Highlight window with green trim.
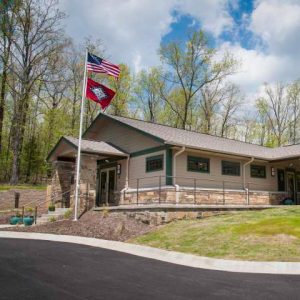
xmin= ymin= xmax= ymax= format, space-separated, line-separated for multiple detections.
xmin=296 ymin=173 xmax=300 ymax=192
xmin=187 ymin=156 xmax=210 ymax=173
xmin=222 ymin=160 xmax=240 ymax=176
xmin=250 ymin=165 xmax=266 ymax=178
xmin=146 ymin=155 xmax=163 ymax=172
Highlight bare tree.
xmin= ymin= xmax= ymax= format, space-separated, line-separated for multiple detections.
xmin=63 ymin=44 xmax=83 ymax=133
xmin=287 ymin=80 xmax=300 ymax=144
xmin=9 ymin=0 xmax=65 ymax=184
xmin=0 ymin=0 xmax=20 ymax=151
xmin=219 ymin=84 xmax=242 ymax=137
xmin=40 ymin=51 xmax=71 ymax=152
xmin=258 ymin=83 xmax=291 ymax=146
xmin=134 ymin=67 xmax=163 ymax=122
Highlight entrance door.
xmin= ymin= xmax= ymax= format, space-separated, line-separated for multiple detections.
xmin=98 ymin=167 xmax=116 ymax=205
xmin=287 ymin=172 xmax=296 ymax=201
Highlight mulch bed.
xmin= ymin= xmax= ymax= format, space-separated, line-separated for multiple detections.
xmin=0 ymin=212 xmax=11 ymax=224
xmin=2 ymin=211 xmax=155 ymax=242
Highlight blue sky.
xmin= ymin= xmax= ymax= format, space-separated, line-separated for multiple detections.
xmin=163 ymin=1 xmax=255 ymax=49
xmin=60 ymin=0 xmax=300 ymax=100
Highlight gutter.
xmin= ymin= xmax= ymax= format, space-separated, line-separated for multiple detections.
xmin=120 ymin=155 xmax=130 ymax=204
xmin=165 ymin=141 xmax=269 ymax=161
xmin=243 ymin=157 xmax=254 ymax=204
xmin=173 ymin=146 xmax=185 ymax=204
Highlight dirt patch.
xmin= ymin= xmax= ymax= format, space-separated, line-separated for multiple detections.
xmin=3 ymin=211 xmax=155 ymax=241
xmin=0 ymin=212 xmax=12 ymax=224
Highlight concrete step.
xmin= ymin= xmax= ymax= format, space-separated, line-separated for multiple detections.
xmin=36 ymin=208 xmax=71 ymax=224
xmin=52 ymin=208 xmax=70 ymax=212
xmin=42 ymin=212 xmax=64 ymax=217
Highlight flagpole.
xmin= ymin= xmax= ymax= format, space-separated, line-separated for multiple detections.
xmin=74 ymin=48 xmax=88 ymax=221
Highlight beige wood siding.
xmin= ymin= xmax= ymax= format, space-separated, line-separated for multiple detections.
xmin=84 ymin=118 xmax=162 ymax=153
xmin=175 ymin=152 xmax=245 ymax=190
xmin=128 ymin=150 xmax=166 ymax=188
xmin=174 ymin=151 xmax=300 ymax=192
xmin=116 ymin=158 xmax=127 ymax=191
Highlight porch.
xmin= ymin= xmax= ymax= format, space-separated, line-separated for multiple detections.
xmin=47 ymin=136 xmax=128 ymax=208
xmin=47 ymin=136 xmax=300 ymax=209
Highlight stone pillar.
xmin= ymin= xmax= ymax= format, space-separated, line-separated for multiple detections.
xmin=49 ymin=161 xmax=75 ymax=208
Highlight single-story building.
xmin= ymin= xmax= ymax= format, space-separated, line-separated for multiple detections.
xmin=47 ymin=113 xmax=300 ymax=207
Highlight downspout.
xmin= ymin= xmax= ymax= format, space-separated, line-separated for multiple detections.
xmin=243 ymin=157 xmax=254 ymax=204
xmin=120 ymin=155 xmax=130 ymax=205
xmin=173 ymin=146 xmax=185 ymax=204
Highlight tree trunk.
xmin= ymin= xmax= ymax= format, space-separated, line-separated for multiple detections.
xmin=0 ymin=43 xmax=11 ymax=152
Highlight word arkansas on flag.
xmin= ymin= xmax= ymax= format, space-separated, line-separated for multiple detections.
xmin=86 ymin=78 xmax=115 ymax=110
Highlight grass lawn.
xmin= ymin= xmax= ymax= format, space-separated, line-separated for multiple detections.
xmin=131 ymin=207 xmax=300 ymax=262
xmin=0 ymin=184 xmax=47 ymax=191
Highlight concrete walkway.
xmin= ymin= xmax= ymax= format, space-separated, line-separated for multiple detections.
xmin=0 ymin=231 xmax=299 ymax=275
xmin=0 ymin=224 xmax=18 ymax=229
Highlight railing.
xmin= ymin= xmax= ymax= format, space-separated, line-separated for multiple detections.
xmin=17 ymin=189 xmax=73 ymax=224
xmin=122 ymin=175 xmax=282 ymax=206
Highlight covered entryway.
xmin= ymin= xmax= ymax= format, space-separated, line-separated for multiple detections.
xmin=47 ymin=136 xmax=128 ymax=208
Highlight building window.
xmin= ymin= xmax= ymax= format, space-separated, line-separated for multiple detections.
xmin=277 ymin=169 xmax=285 ymax=191
xmin=296 ymin=172 xmax=300 ymax=193
xmin=222 ymin=160 xmax=240 ymax=176
xmin=187 ymin=156 xmax=210 ymax=173
xmin=250 ymin=165 xmax=266 ymax=178
xmin=146 ymin=155 xmax=163 ymax=172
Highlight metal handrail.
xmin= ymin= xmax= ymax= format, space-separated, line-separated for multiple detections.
xmin=128 ymin=175 xmax=247 ymax=186
xmin=123 ymin=174 xmax=282 ymax=206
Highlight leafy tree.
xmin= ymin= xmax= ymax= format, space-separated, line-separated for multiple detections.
xmin=159 ymin=30 xmax=238 ymax=129
xmin=107 ymin=64 xmax=132 ymax=117
xmin=133 ymin=67 xmax=164 ymax=122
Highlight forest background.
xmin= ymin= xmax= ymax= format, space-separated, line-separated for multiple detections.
xmin=1 ymin=0 xmax=299 ymax=184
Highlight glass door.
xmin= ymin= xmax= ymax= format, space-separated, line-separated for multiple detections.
xmin=98 ymin=167 xmax=116 ymax=206
xmin=108 ymin=169 xmax=116 ymax=204
xmin=287 ymin=172 xmax=296 ymax=201
xmin=99 ymin=171 xmax=107 ymax=205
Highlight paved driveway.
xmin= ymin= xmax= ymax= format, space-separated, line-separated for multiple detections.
xmin=0 ymin=238 xmax=299 ymax=300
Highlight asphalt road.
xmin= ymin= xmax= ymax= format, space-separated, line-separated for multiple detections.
xmin=0 ymin=238 xmax=299 ymax=300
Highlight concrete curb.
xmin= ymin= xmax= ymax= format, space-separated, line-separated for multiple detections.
xmin=0 ymin=231 xmax=300 ymax=275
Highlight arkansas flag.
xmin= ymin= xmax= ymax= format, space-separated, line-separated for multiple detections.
xmin=86 ymin=78 xmax=115 ymax=109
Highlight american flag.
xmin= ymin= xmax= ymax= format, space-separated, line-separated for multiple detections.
xmin=87 ymin=52 xmax=120 ymax=78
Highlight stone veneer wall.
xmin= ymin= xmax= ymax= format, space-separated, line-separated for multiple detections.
xmin=49 ymin=158 xmax=97 ymax=209
xmin=120 ymin=188 xmax=288 ymax=206
xmin=50 ymin=161 xmax=75 ymax=208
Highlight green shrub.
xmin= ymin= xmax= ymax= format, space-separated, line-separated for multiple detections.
xmin=48 ymin=216 xmax=56 ymax=222
xmin=48 ymin=204 xmax=55 ymax=212
xmin=102 ymin=208 xmax=109 ymax=218
xmin=26 ymin=206 xmax=34 ymax=215
xmin=64 ymin=209 xmax=72 ymax=219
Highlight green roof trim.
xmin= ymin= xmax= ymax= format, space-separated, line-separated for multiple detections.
xmin=166 ymin=148 xmax=173 ymax=185
xmin=130 ymin=145 xmax=167 ymax=158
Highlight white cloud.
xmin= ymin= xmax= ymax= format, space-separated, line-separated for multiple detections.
xmin=250 ymin=0 xmax=300 ymax=55
xmin=59 ymin=0 xmax=300 ymax=103
xmin=59 ymin=0 xmax=233 ymax=72
xmin=220 ymin=0 xmax=300 ymax=102
xmin=178 ymin=0 xmax=233 ymax=36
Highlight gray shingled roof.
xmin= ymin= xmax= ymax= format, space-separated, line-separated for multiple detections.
xmin=105 ymin=114 xmax=300 ymax=161
xmin=64 ymin=136 xmax=127 ymax=156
